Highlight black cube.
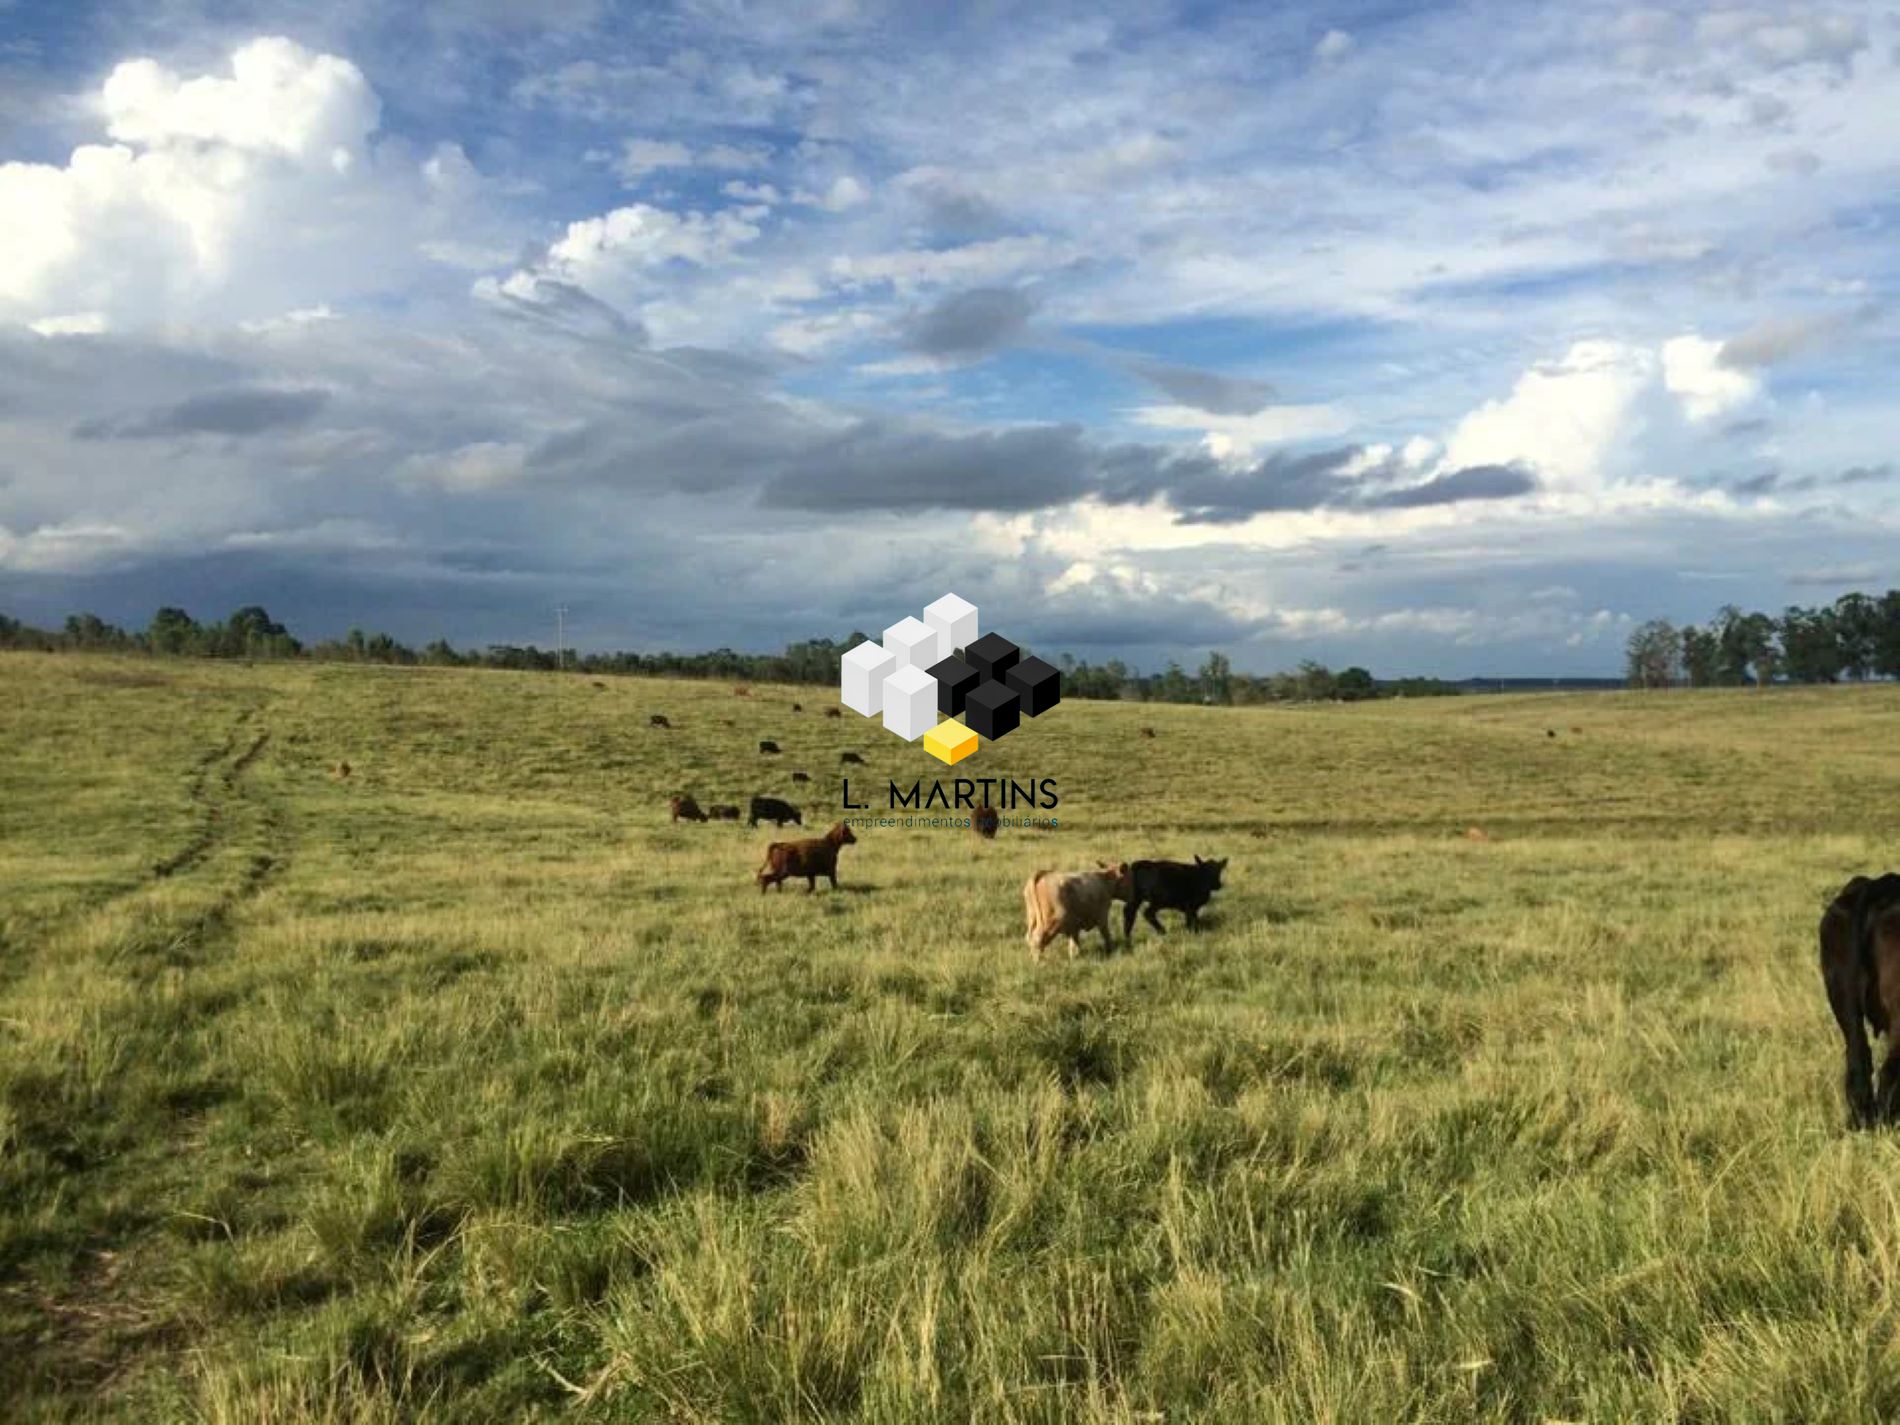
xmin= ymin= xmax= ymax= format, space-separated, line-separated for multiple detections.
xmin=927 ymin=654 xmax=980 ymax=717
xmin=1005 ymin=655 xmax=1061 ymax=717
xmin=964 ymin=632 xmax=1020 ymax=684
xmin=962 ymin=678 xmax=1020 ymax=740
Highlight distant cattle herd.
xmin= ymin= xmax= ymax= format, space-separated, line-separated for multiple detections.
xmin=659 ymin=709 xmax=1231 ymax=965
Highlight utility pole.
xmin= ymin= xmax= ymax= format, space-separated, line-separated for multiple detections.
xmin=556 ymin=605 xmax=568 ymax=671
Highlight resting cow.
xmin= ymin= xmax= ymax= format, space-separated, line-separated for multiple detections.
xmin=748 ymin=795 xmax=803 ymax=828
xmin=669 ymin=794 xmax=709 ymax=823
xmin=757 ymin=822 xmax=857 ymax=893
xmin=1822 ymin=872 xmax=1900 ymax=1127
xmin=1121 ymin=856 xmax=1228 ymax=939
xmin=759 ymin=740 xmax=781 ymax=754
xmin=1023 ymin=864 xmax=1130 ymax=960
xmin=707 ymin=804 xmax=741 ymax=820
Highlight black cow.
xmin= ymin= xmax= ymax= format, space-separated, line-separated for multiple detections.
xmin=1120 ymin=856 xmax=1228 ymax=939
xmin=748 ymin=795 xmax=804 ymax=828
xmin=759 ymin=739 xmax=781 ymax=754
xmin=841 ymin=751 xmax=864 ymax=765
xmin=1822 ymin=872 xmax=1900 ymax=1127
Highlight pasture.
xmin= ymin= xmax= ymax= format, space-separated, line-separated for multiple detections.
xmin=4 ymin=652 xmax=1900 ymax=1421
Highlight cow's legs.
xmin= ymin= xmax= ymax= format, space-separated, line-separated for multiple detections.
xmin=1067 ymin=934 xmax=1082 ymax=959
xmin=1185 ymin=906 xmax=1202 ymax=932
xmin=828 ymin=871 xmax=838 ymax=891
xmin=1143 ymin=904 xmax=1166 ymax=934
xmin=1123 ymin=899 xmax=1140 ymax=941
xmin=1099 ymin=921 xmax=1115 ymax=956
xmin=806 ymin=875 xmax=817 ymax=893
xmin=1824 ymin=939 xmax=1875 ymax=1128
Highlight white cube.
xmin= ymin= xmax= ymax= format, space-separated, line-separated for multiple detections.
xmin=841 ymin=640 xmax=896 ymax=716
xmin=923 ymin=593 xmax=978 ymax=657
xmin=881 ymin=663 xmax=939 ymax=741
xmin=883 ymin=615 xmax=942 ymax=671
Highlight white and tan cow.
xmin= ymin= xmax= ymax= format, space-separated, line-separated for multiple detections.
xmin=1022 ymin=864 xmax=1131 ymax=960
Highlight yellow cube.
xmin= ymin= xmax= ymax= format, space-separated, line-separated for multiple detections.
xmin=922 ymin=717 xmax=978 ymax=766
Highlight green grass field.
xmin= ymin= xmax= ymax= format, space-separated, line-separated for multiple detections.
xmin=5 ymin=652 xmax=1900 ymax=1421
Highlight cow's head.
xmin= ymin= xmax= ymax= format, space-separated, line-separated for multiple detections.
xmin=1193 ymin=855 xmax=1228 ymax=890
xmin=828 ymin=822 xmax=858 ymax=846
xmin=1096 ymin=860 xmax=1132 ymax=897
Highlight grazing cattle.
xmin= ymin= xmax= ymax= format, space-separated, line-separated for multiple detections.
xmin=840 ymin=751 xmax=864 ymax=765
xmin=1822 ymin=873 xmax=1900 ymax=1127
xmin=1023 ymin=865 xmax=1130 ymax=960
xmin=791 ymin=770 xmax=811 ymax=783
xmin=748 ymin=795 xmax=803 ymax=828
xmin=734 ymin=685 xmax=751 ymax=697
xmin=792 ymin=703 xmax=803 ymax=713
xmin=1570 ymin=726 xmax=1584 ymax=735
xmin=1120 ymin=856 xmax=1228 ymax=939
xmin=972 ymin=804 xmax=999 ymax=839
xmin=1463 ymin=826 xmax=1490 ymax=842
xmin=669 ymin=794 xmax=710 ymax=824
xmin=1139 ymin=726 xmax=1157 ymax=739
xmin=592 ymin=680 xmax=607 ymax=690
xmin=825 ymin=707 xmax=843 ymax=719
xmin=332 ymin=760 xmax=352 ymax=780
xmin=651 ymin=714 xmax=671 ymax=728
xmin=708 ymin=804 xmax=741 ymax=820
xmin=757 ymin=822 xmax=857 ymax=893
xmin=1546 ymin=729 xmax=1557 ymax=739
xmin=759 ymin=740 xmax=781 ymax=754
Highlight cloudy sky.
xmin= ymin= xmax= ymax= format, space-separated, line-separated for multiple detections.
xmin=1 ymin=0 xmax=1896 ymax=674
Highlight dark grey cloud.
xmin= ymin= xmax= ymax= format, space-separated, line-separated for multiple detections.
xmin=1367 ymin=463 xmax=1536 ymax=509
xmin=903 ymin=287 xmax=1035 ymax=360
xmin=1102 ymin=446 xmax=1537 ymax=524
xmin=75 ymin=386 xmax=330 ymax=439
xmin=1131 ymin=360 xmax=1279 ymax=415
xmin=762 ymin=421 xmax=1096 ymax=511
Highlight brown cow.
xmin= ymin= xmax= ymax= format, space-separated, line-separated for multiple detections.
xmin=841 ymin=750 xmax=864 ymax=765
xmin=734 ymin=685 xmax=751 ymax=697
xmin=825 ymin=707 xmax=843 ymax=719
xmin=1138 ymin=726 xmax=1156 ymax=739
xmin=651 ymin=714 xmax=671 ymax=728
xmin=1022 ymin=864 xmax=1130 ymax=960
xmin=791 ymin=770 xmax=810 ymax=783
xmin=1822 ymin=873 xmax=1900 ymax=1127
xmin=708 ymin=804 xmax=741 ymax=820
xmin=972 ymin=804 xmax=999 ymax=839
xmin=756 ymin=822 xmax=857 ymax=893
xmin=670 ymin=794 xmax=709 ymax=823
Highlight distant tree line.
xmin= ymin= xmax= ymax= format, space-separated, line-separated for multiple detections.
xmin=0 ymin=604 xmax=1467 ymax=704
xmin=1625 ymin=591 xmax=1900 ymax=689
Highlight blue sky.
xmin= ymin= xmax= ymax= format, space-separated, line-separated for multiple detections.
xmin=1 ymin=0 xmax=1896 ymax=674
